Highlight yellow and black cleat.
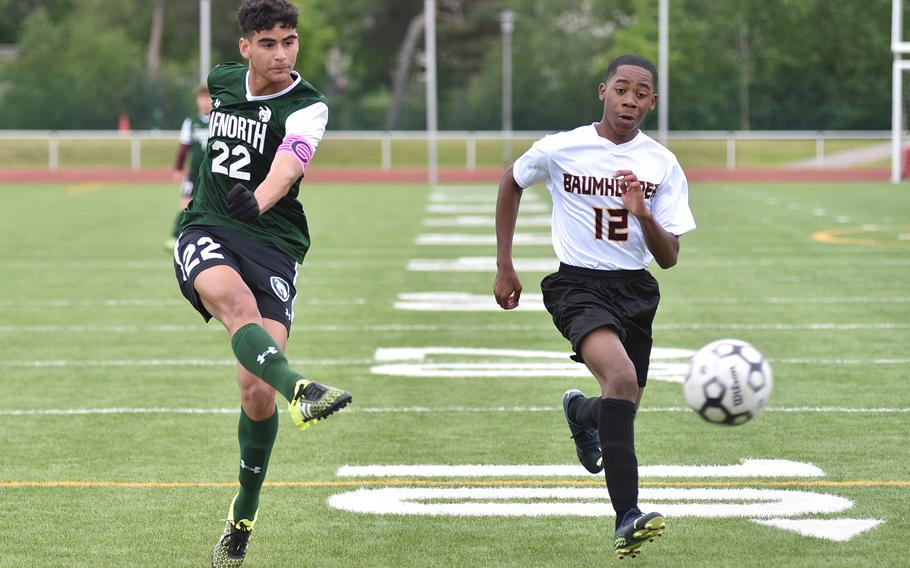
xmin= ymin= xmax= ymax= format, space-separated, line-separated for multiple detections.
xmin=212 ymin=495 xmax=257 ymax=568
xmin=613 ymin=509 xmax=666 ymax=560
xmin=288 ymin=379 xmax=352 ymax=431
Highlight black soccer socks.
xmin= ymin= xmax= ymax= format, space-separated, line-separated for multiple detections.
xmin=599 ymin=397 xmax=639 ymax=527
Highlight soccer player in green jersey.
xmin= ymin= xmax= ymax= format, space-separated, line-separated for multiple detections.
xmin=171 ymin=2 xmax=352 ymax=566
xmin=167 ymin=84 xmax=211 ymax=249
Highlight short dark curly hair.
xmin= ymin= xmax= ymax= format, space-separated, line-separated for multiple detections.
xmin=604 ymin=54 xmax=658 ymax=87
xmin=238 ymin=0 xmax=298 ymax=38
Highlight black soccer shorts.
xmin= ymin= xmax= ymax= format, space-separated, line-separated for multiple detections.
xmin=540 ymin=263 xmax=660 ymax=387
xmin=173 ymin=225 xmax=298 ymax=332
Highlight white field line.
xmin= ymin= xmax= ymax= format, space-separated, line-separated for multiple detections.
xmin=337 ymin=459 xmax=825 ymax=478
xmin=1 ymin=406 xmax=907 ymax=417
xmin=10 ymin=257 xmax=909 ymax=271
xmin=422 ymin=216 xmax=552 ymax=227
xmin=668 ymin=296 xmax=910 ymax=304
xmin=415 ymin=233 xmax=552 ymax=246
xmin=408 ymin=257 xmax=557 ymax=271
xmin=428 ymin=193 xmax=541 ymax=203
xmin=394 ymin=292 xmax=545 ymax=312
xmin=394 ymin=292 xmax=910 ymax=312
xmin=0 ymin=298 xmax=366 ymax=308
xmin=3 ymin=357 xmax=907 ymax=368
xmin=0 ymin=358 xmax=376 ymax=367
xmin=0 ymin=299 xmax=184 ymax=307
xmin=427 ymin=203 xmax=550 ymax=214
xmin=2 ymin=295 xmax=907 ymax=310
xmin=657 ymin=323 xmax=910 ymax=330
xmin=407 ymin=256 xmax=910 ymax=271
xmin=2 ymin=322 xmax=909 ymax=333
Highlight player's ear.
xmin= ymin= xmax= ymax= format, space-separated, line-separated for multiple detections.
xmin=650 ymin=93 xmax=658 ymax=110
xmin=239 ymin=36 xmax=251 ymax=60
xmin=598 ymin=83 xmax=607 ymax=101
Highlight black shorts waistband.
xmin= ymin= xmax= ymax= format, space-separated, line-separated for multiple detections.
xmin=558 ymin=263 xmax=648 ymax=280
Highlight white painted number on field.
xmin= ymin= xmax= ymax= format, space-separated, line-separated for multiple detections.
xmin=329 ymin=487 xmax=851 ymax=518
xmin=328 ymin=459 xmax=883 ymax=542
xmin=370 ymin=346 xmax=694 ymax=383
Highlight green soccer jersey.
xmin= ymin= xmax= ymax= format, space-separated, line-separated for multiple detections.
xmin=179 ymin=113 xmax=210 ymax=173
xmin=179 ymin=62 xmax=328 ymax=262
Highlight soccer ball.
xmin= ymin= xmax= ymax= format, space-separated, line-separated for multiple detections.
xmin=683 ymin=339 xmax=773 ymax=426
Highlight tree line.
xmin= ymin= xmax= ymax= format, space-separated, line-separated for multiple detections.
xmin=0 ymin=0 xmax=895 ymax=132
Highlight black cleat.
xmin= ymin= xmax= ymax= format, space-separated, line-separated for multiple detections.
xmin=613 ymin=508 xmax=666 ymax=559
xmin=562 ymin=389 xmax=603 ymax=474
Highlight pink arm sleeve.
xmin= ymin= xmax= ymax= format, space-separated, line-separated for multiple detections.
xmin=277 ymin=134 xmax=315 ymax=172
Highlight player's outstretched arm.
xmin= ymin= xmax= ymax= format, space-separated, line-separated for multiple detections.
xmin=616 ymin=169 xmax=680 ymax=269
xmin=494 ymin=166 xmax=523 ymax=310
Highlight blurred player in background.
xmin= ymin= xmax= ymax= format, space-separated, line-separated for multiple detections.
xmin=493 ymin=54 xmax=695 ymax=560
xmin=167 ymin=84 xmax=212 ymax=250
xmin=171 ymin=1 xmax=352 ymax=566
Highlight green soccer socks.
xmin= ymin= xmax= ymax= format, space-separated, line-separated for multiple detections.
xmin=231 ymin=323 xmax=300 ymax=402
xmin=232 ymin=407 xmax=278 ymax=522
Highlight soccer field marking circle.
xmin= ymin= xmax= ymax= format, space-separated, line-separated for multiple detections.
xmin=325 ymin=458 xmax=886 ymax=541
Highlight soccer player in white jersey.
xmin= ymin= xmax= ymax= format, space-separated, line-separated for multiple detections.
xmin=494 ymin=54 xmax=696 ymax=560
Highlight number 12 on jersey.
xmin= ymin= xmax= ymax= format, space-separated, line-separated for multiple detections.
xmin=593 ymin=207 xmax=629 ymax=241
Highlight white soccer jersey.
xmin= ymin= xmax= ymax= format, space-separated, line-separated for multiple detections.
xmin=512 ymin=124 xmax=696 ymax=270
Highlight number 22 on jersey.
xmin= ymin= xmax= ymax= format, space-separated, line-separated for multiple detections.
xmin=210 ymin=141 xmax=251 ymax=181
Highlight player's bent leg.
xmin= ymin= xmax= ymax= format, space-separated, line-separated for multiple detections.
xmin=579 ymin=328 xmax=639 ymax=403
xmin=578 ymin=328 xmax=659 ymax=554
xmin=193 ymin=265 xmax=263 ymax=335
xmin=194 ymin=267 xmax=300 ymax=403
xmin=562 ymin=389 xmax=603 ymax=474
xmin=255 ymin=318 xmax=353 ymax=431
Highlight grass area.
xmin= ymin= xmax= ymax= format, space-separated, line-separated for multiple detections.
xmin=0 ymin=180 xmax=908 ymax=566
xmin=0 ymin=136 xmax=891 ymax=170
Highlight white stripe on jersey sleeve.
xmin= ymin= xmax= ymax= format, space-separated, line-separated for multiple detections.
xmin=285 ymin=102 xmax=329 ymax=150
xmin=178 ymin=118 xmax=193 ymax=145
xmin=512 ymin=135 xmax=553 ymax=189
xmin=652 ymin=160 xmax=697 ymax=237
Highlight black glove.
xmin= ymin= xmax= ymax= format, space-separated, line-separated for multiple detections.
xmin=226 ymin=183 xmax=260 ymax=221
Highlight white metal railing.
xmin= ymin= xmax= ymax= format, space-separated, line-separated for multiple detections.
xmin=0 ymin=130 xmax=894 ymax=172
